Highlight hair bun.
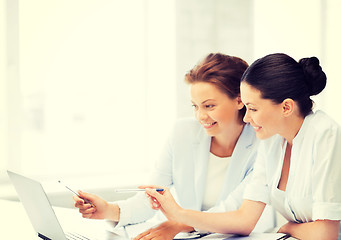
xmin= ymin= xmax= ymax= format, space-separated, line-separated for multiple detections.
xmin=298 ymin=57 xmax=327 ymax=96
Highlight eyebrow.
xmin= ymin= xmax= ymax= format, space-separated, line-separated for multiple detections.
xmin=191 ymin=99 xmax=216 ymax=105
xmin=201 ymin=99 xmax=215 ymax=104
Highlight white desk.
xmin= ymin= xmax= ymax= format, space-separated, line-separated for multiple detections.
xmin=0 ymin=199 xmax=127 ymax=239
xmin=1 ymin=199 xmax=38 ymax=239
xmin=1 ymin=199 xmax=297 ymax=240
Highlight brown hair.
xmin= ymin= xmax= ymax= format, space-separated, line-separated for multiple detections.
xmin=185 ymin=53 xmax=249 ymax=123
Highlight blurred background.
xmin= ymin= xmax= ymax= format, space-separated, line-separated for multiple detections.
xmin=1 ymin=0 xmax=340 ymax=210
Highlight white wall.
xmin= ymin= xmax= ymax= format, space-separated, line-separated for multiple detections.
xmin=323 ymin=0 xmax=341 ymax=124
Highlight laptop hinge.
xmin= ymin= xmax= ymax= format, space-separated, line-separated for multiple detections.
xmin=38 ymin=233 xmax=52 ymax=240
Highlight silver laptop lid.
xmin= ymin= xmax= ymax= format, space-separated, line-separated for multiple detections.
xmin=7 ymin=170 xmax=67 ymax=240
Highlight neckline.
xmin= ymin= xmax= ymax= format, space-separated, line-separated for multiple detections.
xmin=275 ymin=140 xmax=289 ymax=192
xmin=209 ymin=152 xmax=231 ymax=160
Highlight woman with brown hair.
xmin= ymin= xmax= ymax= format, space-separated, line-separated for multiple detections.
xmin=74 ymin=53 xmax=275 ymax=239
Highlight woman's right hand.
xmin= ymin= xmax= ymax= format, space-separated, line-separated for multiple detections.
xmin=139 ymin=185 xmax=183 ymax=221
xmin=73 ymin=191 xmax=118 ymax=220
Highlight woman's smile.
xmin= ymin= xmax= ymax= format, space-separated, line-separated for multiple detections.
xmin=201 ymin=121 xmax=217 ymax=129
xmin=252 ymin=125 xmax=262 ymax=132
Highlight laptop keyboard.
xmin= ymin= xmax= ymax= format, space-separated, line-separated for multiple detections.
xmin=66 ymin=232 xmax=91 ymax=240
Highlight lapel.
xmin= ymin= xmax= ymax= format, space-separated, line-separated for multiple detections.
xmin=192 ymin=127 xmax=211 ymax=210
xmin=217 ymin=124 xmax=256 ymax=202
xmin=191 ymin=124 xmax=256 ymax=209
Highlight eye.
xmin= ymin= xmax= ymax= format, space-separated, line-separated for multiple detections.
xmin=205 ymin=104 xmax=215 ymax=108
xmin=192 ymin=104 xmax=198 ymax=110
xmin=248 ymin=107 xmax=257 ymax=112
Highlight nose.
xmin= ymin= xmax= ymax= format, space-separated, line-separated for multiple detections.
xmin=196 ymin=108 xmax=208 ymax=122
xmin=243 ymin=109 xmax=251 ymax=123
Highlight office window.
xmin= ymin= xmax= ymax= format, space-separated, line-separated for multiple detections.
xmin=2 ymin=0 xmax=176 ymax=180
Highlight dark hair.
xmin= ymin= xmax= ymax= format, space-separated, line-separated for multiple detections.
xmin=241 ymin=53 xmax=327 ymax=117
xmin=185 ymin=53 xmax=249 ymax=123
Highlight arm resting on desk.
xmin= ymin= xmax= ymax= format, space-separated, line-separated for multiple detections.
xmin=278 ymin=220 xmax=340 ymax=240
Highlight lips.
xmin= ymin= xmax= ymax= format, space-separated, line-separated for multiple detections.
xmin=202 ymin=122 xmax=217 ymax=129
xmin=252 ymin=126 xmax=262 ymax=132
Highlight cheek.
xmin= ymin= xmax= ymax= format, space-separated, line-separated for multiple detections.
xmin=251 ymin=114 xmax=261 ymax=125
xmin=213 ymin=108 xmax=236 ymax=122
xmin=254 ymin=112 xmax=277 ymax=129
xmin=248 ymin=111 xmax=266 ymax=126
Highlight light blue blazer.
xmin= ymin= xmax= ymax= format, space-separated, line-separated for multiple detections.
xmin=115 ymin=118 xmax=274 ymax=231
xmin=152 ymin=118 xmax=257 ymax=210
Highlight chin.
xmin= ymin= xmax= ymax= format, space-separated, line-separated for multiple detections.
xmin=255 ymin=132 xmax=272 ymax=140
xmin=205 ymin=129 xmax=217 ymax=137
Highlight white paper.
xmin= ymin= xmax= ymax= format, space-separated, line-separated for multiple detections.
xmin=200 ymin=232 xmax=286 ymax=240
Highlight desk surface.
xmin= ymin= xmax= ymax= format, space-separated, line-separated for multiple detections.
xmin=1 ymin=199 xmax=38 ymax=238
xmin=1 ymin=199 xmax=127 ymax=239
xmin=1 ymin=199 xmax=297 ymax=240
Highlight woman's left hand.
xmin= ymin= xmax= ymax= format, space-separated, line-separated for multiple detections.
xmin=133 ymin=221 xmax=192 ymax=240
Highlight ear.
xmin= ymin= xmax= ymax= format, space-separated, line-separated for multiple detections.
xmin=236 ymin=95 xmax=244 ymax=110
xmin=281 ymin=98 xmax=294 ymax=117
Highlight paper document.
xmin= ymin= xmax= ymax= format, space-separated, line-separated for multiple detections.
xmin=124 ymin=220 xmax=288 ymax=240
xmin=125 ymin=220 xmax=207 ymax=239
xmin=173 ymin=231 xmax=207 ymax=239
xmin=125 ymin=220 xmax=162 ymax=238
xmin=200 ymin=232 xmax=287 ymax=239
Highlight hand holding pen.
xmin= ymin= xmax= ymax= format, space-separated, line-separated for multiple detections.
xmin=58 ymin=180 xmax=94 ymax=206
xmin=73 ymin=190 xmax=119 ymax=220
xmin=59 ymin=180 xmax=115 ymax=220
xmin=139 ymin=185 xmax=183 ymax=222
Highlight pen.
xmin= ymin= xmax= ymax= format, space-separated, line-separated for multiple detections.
xmin=114 ymin=188 xmax=164 ymax=193
xmin=58 ymin=180 xmax=94 ymax=206
xmin=277 ymin=234 xmax=291 ymax=240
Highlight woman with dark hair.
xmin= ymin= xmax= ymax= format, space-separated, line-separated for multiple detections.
xmin=73 ymin=53 xmax=275 ymax=239
xmin=143 ymin=53 xmax=341 ymax=240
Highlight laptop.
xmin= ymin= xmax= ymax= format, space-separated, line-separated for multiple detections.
xmin=7 ymin=170 xmax=127 ymax=240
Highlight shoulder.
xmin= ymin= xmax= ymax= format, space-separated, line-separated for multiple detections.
xmin=258 ymin=134 xmax=283 ymax=153
xmin=304 ymin=110 xmax=341 ymax=138
xmin=242 ymin=124 xmax=258 ymax=144
xmin=236 ymin=124 xmax=260 ymax=152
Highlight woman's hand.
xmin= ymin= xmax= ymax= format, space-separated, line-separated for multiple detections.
xmin=139 ymin=185 xmax=183 ymax=221
xmin=133 ymin=221 xmax=194 ymax=240
xmin=73 ymin=191 xmax=119 ymax=221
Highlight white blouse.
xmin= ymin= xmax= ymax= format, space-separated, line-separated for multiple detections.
xmin=244 ymin=111 xmax=341 ymax=234
xmin=201 ymin=153 xmax=231 ymax=211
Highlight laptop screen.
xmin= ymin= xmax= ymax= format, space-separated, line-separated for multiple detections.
xmin=7 ymin=170 xmax=67 ymax=240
